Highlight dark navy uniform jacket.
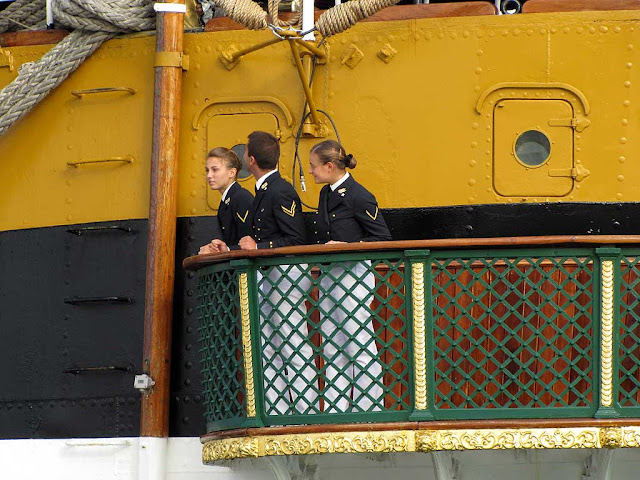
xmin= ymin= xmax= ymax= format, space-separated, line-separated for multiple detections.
xmin=217 ymin=181 xmax=254 ymax=246
xmin=248 ymin=171 xmax=306 ymax=249
xmin=313 ymin=174 xmax=391 ymax=244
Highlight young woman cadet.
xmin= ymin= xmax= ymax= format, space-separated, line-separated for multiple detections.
xmin=308 ymin=139 xmax=392 ymax=413
xmin=199 ymin=147 xmax=253 ymax=254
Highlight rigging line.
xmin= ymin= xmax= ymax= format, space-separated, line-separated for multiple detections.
xmin=7 ymin=17 xmax=36 ymax=30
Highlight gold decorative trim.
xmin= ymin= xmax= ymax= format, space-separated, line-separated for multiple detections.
xmin=202 ymin=426 xmax=640 ymax=462
xmin=600 ymin=260 xmax=614 ymax=407
xmin=412 ymin=262 xmax=427 ymax=410
xmin=239 ymin=273 xmax=256 ymax=417
xmin=203 ymin=437 xmax=259 ymax=461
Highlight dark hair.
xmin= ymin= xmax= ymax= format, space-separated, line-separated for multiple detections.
xmin=207 ymin=147 xmax=242 ymax=173
xmin=247 ymin=131 xmax=280 ymax=170
xmin=310 ymin=140 xmax=357 ymax=170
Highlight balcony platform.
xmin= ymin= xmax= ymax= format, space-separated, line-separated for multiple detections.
xmin=185 ymin=236 xmax=640 ymax=464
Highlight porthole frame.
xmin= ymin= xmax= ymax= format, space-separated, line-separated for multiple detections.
xmin=512 ymin=129 xmax=553 ymax=169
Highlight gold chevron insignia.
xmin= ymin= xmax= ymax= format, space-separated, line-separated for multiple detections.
xmin=338 ymin=188 xmax=347 ymax=195
xmin=236 ymin=210 xmax=249 ymax=223
xmin=366 ymin=206 xmax=379 ymax=221
xmin=281 ymin=201 xmax=296 ymax=217
xmin=261 ymin=182 xmax=269 ymax=191
xmin=224 ymin=198 xmax=230 ymax=205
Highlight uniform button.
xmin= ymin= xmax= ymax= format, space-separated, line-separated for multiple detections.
xmin=326 ymin=231 xmax=330 ymax=235
xmin=258 ymin=219 xmax=261 ymax=222
xmin=332 ymin=214 xmax=336 ymax=218
xmin=261 ymin=208 xmax=265 ymax=212
xmin=221 ymin=226 xmax=225 ymax=229
xmin=313 ymin=221 xmax=316 ymax=224
xmin=257 ymin=228 xmax=261 ymax=231
xmin=314 ymin=231 xmax=317 ymax=234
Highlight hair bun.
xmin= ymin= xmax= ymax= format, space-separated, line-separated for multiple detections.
xmin=344 ymin=153 xmax=357 ymax=169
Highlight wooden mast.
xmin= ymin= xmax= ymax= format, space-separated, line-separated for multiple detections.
xmin=141 ymin=0 xmax=185 ymax=438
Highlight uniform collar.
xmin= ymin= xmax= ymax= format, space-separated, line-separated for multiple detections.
xmin=221 ymin=181 xmax=236 ymax=202
xmin=330 ymin=171 xmax=350 ymax=191
xmin=255 ymin=169 xmax=278 ymax=191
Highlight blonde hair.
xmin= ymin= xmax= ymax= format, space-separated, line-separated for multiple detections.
xmin=207 ymin=147 xmax=242 ymax=172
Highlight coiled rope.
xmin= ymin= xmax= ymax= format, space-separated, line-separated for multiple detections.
xmin=0 ymin=0 xmax=154 ymax=136
xmin=0 ymin=0 xmax=45 ymax=32
xmin=0 ymin=0 xmax=399 ymax=135
xmin=315 ymin=0 xmax=400 ymax=37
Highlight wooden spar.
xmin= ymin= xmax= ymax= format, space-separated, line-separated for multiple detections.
xmin=141 ymin=0 xmax=185 ymax=438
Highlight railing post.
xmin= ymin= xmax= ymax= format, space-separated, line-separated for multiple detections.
xmin=595 ymin=247 xmax=621 ymax=419
xmin=231 ymin=259 xmax=264 ymax=428
xmin=406 ymin=249 xmax=434 ymax=421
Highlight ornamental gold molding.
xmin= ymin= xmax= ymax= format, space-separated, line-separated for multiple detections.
xmin=201 ymin=427 xmax=640 ymax=463
xmin=411 ymin=262 xmax=427 ymax=410
xmin=600 ymin=260 xmax=614 ymax=407
xmin=263 ymin=431 xmax=411 ymax=456
xmin=239 ymin=272 xmax=256 ymax=417
xmin=203 ymin=431 xmax=414 ymax=463
xmin=203 ymin=437 xmax=259 ymax=461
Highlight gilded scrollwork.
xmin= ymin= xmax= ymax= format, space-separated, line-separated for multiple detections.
xmin=600 ymin=427 xmax=623 ymax=449
xmin=203 ymin=426 xmax=640 ymax=462
xmin=600 ymin=260 xmax=614 ymax=407
xmin=621 ymin=427 xmax=640 ymax=447
xmin=418 ymin=428 xmax=601 ymax=452
xmin=264 ymin=432 xmax=411 ymax=456
xmin=411 ymin=262 xmax=427 ymax=410
xmin=415 ymin=431 xmax=439 ymax=452
xmin=203 ymin=437 xmax=259 ymax=462
xmin=238 ymin=272 xmax=256 ymax=418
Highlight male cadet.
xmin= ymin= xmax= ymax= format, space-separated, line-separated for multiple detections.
xmin=212 ymin=131 xmax=317 ymax=415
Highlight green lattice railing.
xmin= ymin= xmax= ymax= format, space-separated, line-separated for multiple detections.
xmin=192 ymin=244 xmax=640 ymax=432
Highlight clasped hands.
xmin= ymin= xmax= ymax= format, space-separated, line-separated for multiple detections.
xmin=198 ymin=236 xmax=257 ymax=254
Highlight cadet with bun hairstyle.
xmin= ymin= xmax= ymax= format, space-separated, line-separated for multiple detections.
xmin=308 ymin=139 xmax=391 ymax=412
xmin=198 ymin=147 xmax=253 ymax=254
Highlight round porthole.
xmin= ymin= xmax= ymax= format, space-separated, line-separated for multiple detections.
xmin=514 ymin=130 xmax=551 ymax=167
xmin=231 ymin=144 xmax=252 ymax=179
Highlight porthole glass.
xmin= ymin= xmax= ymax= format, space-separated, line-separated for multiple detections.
xmin=231 ymin=144 xmax=252 ymax=179
xmin=514 ymin=130 xmax=551 ymax=167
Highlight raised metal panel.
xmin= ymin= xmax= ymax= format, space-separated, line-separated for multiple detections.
xmin=494 ymin=100 xmax=574 ymax=197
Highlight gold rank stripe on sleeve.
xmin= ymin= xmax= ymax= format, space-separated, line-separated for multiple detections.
xmin=366 ymin=206 xmax=379 ymax=221
xmin=281 ymin=201 xmax=296 ymax=218
xmin=236 ymin=210 xmax=249 ymax=223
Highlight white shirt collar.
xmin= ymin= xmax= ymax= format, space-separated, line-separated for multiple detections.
xmin=330 ymin=171 xmax=350 ymax=191
xmin=255 ymin=169 xmax=278 ymax=191
xmin=221 ymin=181 xmax=236 ymax=202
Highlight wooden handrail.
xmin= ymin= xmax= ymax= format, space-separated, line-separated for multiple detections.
xmin=201 ymin=418 xmax=640 ymax=442
xmin=183 ymin=235 xmax=640 ymax=270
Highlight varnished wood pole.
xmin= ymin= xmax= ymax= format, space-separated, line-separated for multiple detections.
xmin=141 ymin=0 xmax=185 ymax=438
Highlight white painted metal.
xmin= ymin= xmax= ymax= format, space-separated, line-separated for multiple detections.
xmin=431 ymin=452 xmax=459 ymax=480
xmin=583 ymin=450 xmax=615 ymax=480
xmin=302 ymin=0 xmax=315 ymax=41
xmin=2 ymin=438 xmax=640 ymax=479
xmin=45 ymin=0 xmax=53 ymax=28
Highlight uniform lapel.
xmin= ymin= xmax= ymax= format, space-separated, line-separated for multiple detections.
xmin=251 ymin=171 xmax=278 ymax=225
xmin=327 ymin=174 xmax=353 ymax=211
xmin=321 ymin=185 xmax=330 ymax=225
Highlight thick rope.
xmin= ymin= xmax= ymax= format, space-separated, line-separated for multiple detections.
xmin=0 ymin=0 xmax=399 ymax=135
xmin=0 ymin=0 xmax=45 ymax=32
xmin=268 ymin=0 xmax=301 ymax=28
xmin=211 ymin=0 xmax=268 ymax=30
xmin=0 ymin=0 xmax=154 ymax=136
xmin=316 ymin=0 xmax=401 ymax=37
